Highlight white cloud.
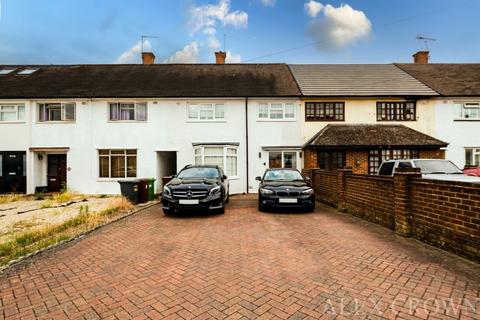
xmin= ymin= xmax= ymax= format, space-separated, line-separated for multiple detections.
xmin=189 ymin=0 xmax=248 ymax=34
xmin=305 ymin=3 xmax=371 ymax=50
xmin=207 ymin=36 xmax=221 ymax=50
xmin=163 ymin=42 xmax=200 ymax=64
xmin=114 ymin=40 xmax=151 ymax=64
xmin=260 ymin=0 xmax=276 ymax=7
xmin=304 ymin=0 xmax=323 ymax=18
xmin=225 ymin=51 xmax=241 ymax=63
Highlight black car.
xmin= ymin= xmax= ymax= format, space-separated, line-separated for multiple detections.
xmin=161 ymin=165 xmax=229 ymax=215
xmin=256 ymin=168 xmax=315 ymax=212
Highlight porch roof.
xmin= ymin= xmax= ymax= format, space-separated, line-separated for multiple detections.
xmin=303 ymin=124 xmax=448 ymax=149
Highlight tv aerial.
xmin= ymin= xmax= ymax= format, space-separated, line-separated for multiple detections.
xmin=416 ymin=35 xmax=436 ymax=51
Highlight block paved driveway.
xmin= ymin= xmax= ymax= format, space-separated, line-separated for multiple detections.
xmin=1 ymin=196 xmax=480 ymax=319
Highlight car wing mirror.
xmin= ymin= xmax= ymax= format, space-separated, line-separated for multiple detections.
xmin=223 ymin=175 xmax=228 ymax=180
xmin=255 ymin=176 xmax=262 ymax=181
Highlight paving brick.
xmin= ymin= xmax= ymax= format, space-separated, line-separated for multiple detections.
xmin=0 ymin=197 xmax=479 ymax=319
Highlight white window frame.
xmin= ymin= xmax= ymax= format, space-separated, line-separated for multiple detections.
xmin=193 ymin=145 xmax=238 ymax=178
xmin=98 ymin=149 xmax=137 ymax=179
xmin=108 ymin=102 xmax=148 ymax=122
xmin=465 ymin=148 xmax=480 ymax=167
xmin=0 ymin=104 xmax=25 ymax=123
xmin=187 ymin=103 xmax=225 ymax=122
xmin=267 ymin=150 xmax=301 ymax=170
xmin=454 ymin=102 xmax=480 ymax=120
xmin=257 ymin=102 xmax=296 ymax=121
xmin=37 ymin=103 xmax=76 ymax=122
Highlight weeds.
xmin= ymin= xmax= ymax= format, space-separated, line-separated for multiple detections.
xmin=52 ymin=190 xmax=77 ymax=203
xmin=40 ymin=200 xmax=54 ymax=209
xmin=0 ymin=194 xmax=26 ymax=204
xmin=34 ymin=193 xmax=45 ymax=201
xmin=0 ymin=197 xmax=134 ymax=267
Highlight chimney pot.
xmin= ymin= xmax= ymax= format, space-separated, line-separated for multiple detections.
xmin=413 ymin=51 xmax=429 ymax=64
xmin=215 ymin=51 xmax=227 ymax=64
xmin=142 ymin=52 xmax=155 ymax=65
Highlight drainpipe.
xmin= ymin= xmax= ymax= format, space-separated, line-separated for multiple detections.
xmin=245 ymin=97 xmax=249 ymax=194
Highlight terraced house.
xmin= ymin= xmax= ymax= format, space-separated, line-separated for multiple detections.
xmin=0 ymin=51 xmax=478 ymax=195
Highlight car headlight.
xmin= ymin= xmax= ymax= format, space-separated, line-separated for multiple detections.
xmin=163 ymin=185 xmax=171 ymax=196
xmin=209 ymin=185 xmax=221 ymax=195
xmin=302 ymin=188 xmax=314 ymax=195
xmin=260 ymin=188 xmax=274 ymax=195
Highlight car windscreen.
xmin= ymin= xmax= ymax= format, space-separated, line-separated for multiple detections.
xmin=263 ymin=170 xmax=304 ymax=181
xmin=177 ymin=167 xmax=220 ymax=179
xmin=413 ymin=160 xmax=462 ymax=174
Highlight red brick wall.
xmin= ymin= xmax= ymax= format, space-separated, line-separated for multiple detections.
xmin=304 ymin=149 xmax=318 ymax=169
xmin=411 ymin=179 xmax=480 ymax=261
xmin=345 ymin=151 xmax=369 ymax=174
xmin=419 ymin=149 xmax=445 ymax=159
xmin=309 ymin=168 xmax=480 ymax=262
xmin=344 ymin=175 xmax=395 ymax=229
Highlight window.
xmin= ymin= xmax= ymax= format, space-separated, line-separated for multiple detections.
xmin=17 ymin=68 xmax=39 ymax=75
xmin=38 ymin=103 xmax=75 ymax=122
xmin=465 ymin=148 xmax=480 ymax=167
xmin=377 ymin=102 xmax=416 ymax=121
xmin=368 ymin=149 xmax=419 ymax=174
xmin=258 ymin=102 xmax=296 ymax=120
xmin=317 ymin=152 xmax=345 ymax=171
xmin=455 ymin=103 xmax=480 ymax=120
xmin=98 ymin=150 xmax=137 ymax=178
xmin=305 ymin=102 xmax=344 ymax=121
xmin=194 ymin=146 xmax=238 ymax=177
xmin=0 ymin=105 xmax=25 ymax=122
xmin=187 ymin=103 xmax=225 ymax=121
xmin=0 ymin=69 xmax=15 ymax=75
xmin=268 ymin=151 xmax=298 ymax=169
xmin=109 ymin=102 xmax=147 ymax=121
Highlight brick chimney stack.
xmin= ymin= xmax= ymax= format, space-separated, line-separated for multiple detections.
xmin=215 ymin=51 xmax=226 ymax=64
xmin=142 ymin=52 xmax=155 ymax=65
xmin=413 ymin=51 xmax=429 ymax=64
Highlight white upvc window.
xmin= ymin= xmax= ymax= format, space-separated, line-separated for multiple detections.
xmin=109 ymin=102 xmax=147 ymax=121
xmin=194 ymin=145 xmax=238 ymax=177
xmin=187 ymin=103 xmax=225 ymax=121
xmin=454 ymin=102 xmax=480 ymax=120
xmin=465 ymin=148 xmax=480 ymax=167
xmin=0 ymin=104 xmax=25 ymax=122
xmin=268 ymin=150 xmax=300 ymax=169
xmin=258 ymin=102 xmax=296 ymax=121
xmin=38 ymin=103 xmax=75 ymax=122
xmin=98 ymin=149 xmax=137 ymax=178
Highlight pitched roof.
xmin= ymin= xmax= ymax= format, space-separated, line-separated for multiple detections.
xmin=288 ymin=64 xmax=438 ymax=97
xmin=304 ymin=124 xmax=448 ymax=148
xmin=0 ymin=64 xmax=301 ymax=98
xmin=395 ymin=64 xmax=480 ymax=96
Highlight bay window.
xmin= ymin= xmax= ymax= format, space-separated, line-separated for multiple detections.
xmin=258 ymin=102 xmax=296 ymax=120
xmin=99 ymin=149 xmax=137 ymax=178
xmin=38 ymin=103 xmax=75 ymax=122
xmin=109 ymin=102 xmax=147 ymax=121
xmin=187 ymin=103 xmax=225 ymax=121
xmin=194 ymin=145 xmax=238 ymax=177
xmin=0 ymin=104 xmax=25 ymax=122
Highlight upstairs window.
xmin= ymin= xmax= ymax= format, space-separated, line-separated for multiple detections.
xmin=306 ymin=102 xmax=344 ymax=121
xmin=109 ymin=102 xmax=147 ymax=121
xmin=455 ymin=102 xmax=480 ymax=120
xmin=377 ymin=102 xmax=416 ymax=121
xmin=187 ymin=103 xmax=225 ymax=121
xmin=38 ymin=103 xmax=75 ymax=122
xmin=258 ymin=102 xmax=296 ymax=120
xmin=0 ymin=105 xmax=25 ymax=122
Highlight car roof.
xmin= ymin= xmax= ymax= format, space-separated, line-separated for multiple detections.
xmin=183 ymin=165 xmax=220 ymax=169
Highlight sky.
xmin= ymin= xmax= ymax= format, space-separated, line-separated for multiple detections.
xmin=0 ymin=0 xmax=479 ymax=65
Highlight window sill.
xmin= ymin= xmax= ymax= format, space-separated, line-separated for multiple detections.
xmin=453 ymin=119 xmax=480 ymax=122
xmin=256 ymin=119 xmax=296 ymax=122
xmin=186 ymin=120 xmax=226 ymax=123
xmin=228 ymin=176 xmax=239 ymax=180
xmin=0 ymin=121 xmax=26 ymax=124
xmin=97 ymin=178 xmax=137 ymax=182
xmin=36 ymin=121 xmax=76 ymax=124
xmin=108 ymin=120 xmax=147 ymax=123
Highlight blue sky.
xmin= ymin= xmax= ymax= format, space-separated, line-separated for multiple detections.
xmin=0 ymin=0 xmax=478 ymax=64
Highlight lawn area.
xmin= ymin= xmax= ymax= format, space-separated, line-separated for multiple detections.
xmin=0 ymin=192 xmax=135 ymax=267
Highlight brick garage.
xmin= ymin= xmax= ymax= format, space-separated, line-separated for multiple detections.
xmin=303 ymin=124 xmax=447 ymax=174
xmin=307 ymin=168 xmax=480 ymax=262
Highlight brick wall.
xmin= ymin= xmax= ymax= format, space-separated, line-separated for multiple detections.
xmin=304 ymin=149 xmax=318 ymax=169
xmin=344 ymin=175 xmax=395 ymax=229
xmin=419 ymin=149 xmax=445 ymax=159
xmin=308 ymin=168 xmax=480 ymax=262
xmin=411 ymin=179 xmax=480 ymax=261
xmin=345 ymin=151 xmax=369 ymax=174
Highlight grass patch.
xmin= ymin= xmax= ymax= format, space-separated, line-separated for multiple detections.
xmin=0 ymin=197 xmax=134 ymax=267
xmin=0 ymin=194 xmax=27 ymax=204
xmin=52 ymin=190 xmax=78 ymax=203
xmin=40 ymin=200 xmax=55 ymax=209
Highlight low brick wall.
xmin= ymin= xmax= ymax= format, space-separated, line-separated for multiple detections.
xmin=345 ymin=175 xmax=395 ymax=230
xmin=308 ymin=168 xmax=480 ymax=262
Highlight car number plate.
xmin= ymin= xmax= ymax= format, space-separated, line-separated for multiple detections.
xmin=179 ymin=199 xmax=199 ymax=205
xmin=279 ymin=198 xmax=297 ymax=204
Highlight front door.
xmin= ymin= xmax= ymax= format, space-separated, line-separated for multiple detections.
xmin=0 ymin=152 xmax=26 ymax=193
xmin=47 ymin=154 xmax=67 ymax=192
